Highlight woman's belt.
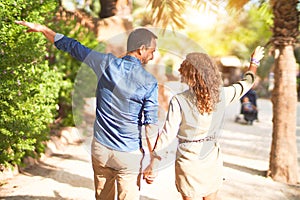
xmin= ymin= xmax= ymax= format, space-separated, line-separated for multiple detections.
xmin=178 ymin=135 xmax=216 ymax=143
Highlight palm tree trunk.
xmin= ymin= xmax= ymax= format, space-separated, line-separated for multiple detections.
xmin=270 ymin=45 xmax=299 ymax=184
xmin=269 ymin=0 xmax=299 ymax=184
xmin=99 ymin=0 xmax=132 ymax=18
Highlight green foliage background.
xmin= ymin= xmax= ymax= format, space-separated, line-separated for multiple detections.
xmin=0 ymin=0 xmax=61 ymax=167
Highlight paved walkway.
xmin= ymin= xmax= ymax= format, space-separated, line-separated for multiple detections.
xmin=0 ymin=99 xmax=299 ymax=199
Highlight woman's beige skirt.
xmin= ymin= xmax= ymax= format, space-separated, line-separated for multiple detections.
xmin=175 ymin=142 xmax=223 ymax=198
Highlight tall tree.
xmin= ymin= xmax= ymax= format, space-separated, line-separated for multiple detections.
xmin=99 ymin=0 xmax=118 ymax=18
xmin=75 ymin=0 xmax=132 ymax=18
xmin=99 ymin=0 xmax=132 ymax=18
xmin=268 ymin=0 xmax=299 ymax=184
xmin=147 ymin=0 xmax=299 ymax=184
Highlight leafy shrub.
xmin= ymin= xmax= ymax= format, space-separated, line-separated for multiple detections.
xmin=0 ymin=0 xmax=61 ymax=167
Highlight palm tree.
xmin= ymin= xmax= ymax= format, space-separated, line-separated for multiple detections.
xmin=98 ymin=0 xmax=132 ymax=18
xmin=268 ymin=0 xmax=299 ymax=184
xmin=99 ymin=0 xmax=118 ymax=18
xmin=147 ymin=0 xmax=299 ymax=184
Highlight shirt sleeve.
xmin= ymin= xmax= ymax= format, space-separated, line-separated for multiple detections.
xmin=54 ymin=34 xmax=109 ymax=78
xmin=223 ymin=71 xmax=256 ymax=106
xmin=143 ymin=82 xmax=158 ymax=125
xmin=54 ymin=33 xmax=64 ymax=42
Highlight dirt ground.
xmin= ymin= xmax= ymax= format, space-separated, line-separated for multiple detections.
xmin=0 ymin=99 xmax=300 ymax=200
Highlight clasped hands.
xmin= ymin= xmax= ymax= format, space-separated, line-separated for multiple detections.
xmin=143 ymin=151 xmax=161 ymax=184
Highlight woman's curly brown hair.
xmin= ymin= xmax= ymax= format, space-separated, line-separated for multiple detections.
xmin=179 ymin=52 xmax=223 ymax=114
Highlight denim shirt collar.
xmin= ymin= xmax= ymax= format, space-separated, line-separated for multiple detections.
xmin=123 ymin=55 xmax=142 ymax=65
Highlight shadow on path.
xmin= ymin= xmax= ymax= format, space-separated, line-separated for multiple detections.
xmin=51 ymin=152 xmax=90 ymax=163
xmin=223 ymin=162 xmax=267 ymax=177
xmin=21 ymin=160 xmax=93 ymax=190
xmin=140 ymin=196 xmax=159 ymax=200
xmin=0 ymin=191 xmax=69 ymax=200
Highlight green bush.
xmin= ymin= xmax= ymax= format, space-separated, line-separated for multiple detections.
xmin=0 ymin=0 xmax=61 ymax=167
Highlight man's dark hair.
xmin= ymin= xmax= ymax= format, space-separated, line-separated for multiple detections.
xmin=127 ymin=28 xmax=157 ymax=52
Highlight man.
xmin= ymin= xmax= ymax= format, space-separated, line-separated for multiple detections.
xmin=16 ymin=21 xmax=159 ymax=200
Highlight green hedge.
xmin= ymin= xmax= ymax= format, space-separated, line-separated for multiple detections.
xmin=0 ymin=0 xmax=61 ymax=167
xmin=0 ymin=0 xmax=105 ymax=168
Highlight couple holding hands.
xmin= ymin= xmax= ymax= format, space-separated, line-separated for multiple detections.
xmin=16 ymin=20 xmax=264 ymax=200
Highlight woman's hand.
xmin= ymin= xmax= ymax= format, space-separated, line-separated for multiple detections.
xmin=251 ymin=46 xmax=265 ymax=63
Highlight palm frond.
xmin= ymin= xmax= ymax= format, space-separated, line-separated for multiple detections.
xmin=147 ymin=0 xmax=187 ymax=30
xmin=227 ymin=0 xmax=249 ymax=10
xmin=192 ymin=0 xmax=225 ymax=12
xmin=146 ymin=0 xmax=230 ymax=30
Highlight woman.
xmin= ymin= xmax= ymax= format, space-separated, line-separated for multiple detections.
xmin=143 ymin=46 xmax=264 ymax=200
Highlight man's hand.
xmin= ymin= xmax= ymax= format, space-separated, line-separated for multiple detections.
xmin=15 ymin=21 xmax=44 ymax=32
xmin=15 ymin=21 xmax=56 ymax=43
xmin=143 ymin=163 xmax=157 ymax=184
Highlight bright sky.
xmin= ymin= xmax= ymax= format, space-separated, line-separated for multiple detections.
xmin=184 ymin=2 xmax=228 ymax=29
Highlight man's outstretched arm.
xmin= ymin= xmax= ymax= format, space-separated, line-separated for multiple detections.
xmin=15 ymin=21 xmax=56 ymax=43
xmin=15 ymin=20 xmax=102 ymax=73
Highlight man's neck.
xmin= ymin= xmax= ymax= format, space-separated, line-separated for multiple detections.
xmin=127 ymin=52 xmax=142 ymax=63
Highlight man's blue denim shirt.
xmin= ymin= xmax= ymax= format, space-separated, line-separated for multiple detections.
xmin=54 ymin=34 xmax=158 ymax=152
